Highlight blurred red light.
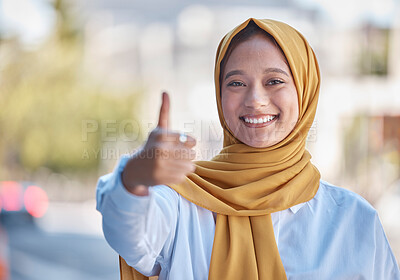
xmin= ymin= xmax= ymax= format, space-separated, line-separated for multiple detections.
xmin=0 ymin=181 xmax=23 ymax=211
xmin=23 ymin=185 xmax=49 ymax=218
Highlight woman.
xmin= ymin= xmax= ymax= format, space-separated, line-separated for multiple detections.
xmin=96 ymin=18 xmax=400 ymax=279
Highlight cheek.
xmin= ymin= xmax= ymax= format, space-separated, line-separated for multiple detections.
xmin=278 ymin=90 xmax=299 ymax=121
xmin=290 ymin=93 xmax=300 ymax=122
xmin=221 ymin=92 xmax=240 ymax=125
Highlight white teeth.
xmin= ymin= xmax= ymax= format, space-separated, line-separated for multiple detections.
xmin=242 ymin=115 xmax=276 ymax=124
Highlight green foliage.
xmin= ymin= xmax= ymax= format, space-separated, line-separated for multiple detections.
xmin=0 ymin=1 xmax=140 ymax=179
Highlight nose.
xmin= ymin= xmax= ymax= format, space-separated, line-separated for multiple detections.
xmin=244 ymin=84 xmax=269 ymax=109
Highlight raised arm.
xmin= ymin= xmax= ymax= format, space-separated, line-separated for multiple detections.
xmin=96 ymin=92 xmax=197 ymax=276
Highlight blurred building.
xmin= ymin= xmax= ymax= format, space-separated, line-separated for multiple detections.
xmin=71 ymin=0 xmax=322 ymax=159
xmin=63 ymin=0 xmax=400 ymax=259
xmin=67 ymin=0 xmax=400 ymax=180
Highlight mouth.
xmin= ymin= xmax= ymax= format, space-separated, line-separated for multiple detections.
xmin=239 ymin=114 xmax=278 ymax=127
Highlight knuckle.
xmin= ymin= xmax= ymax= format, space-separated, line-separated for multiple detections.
xmin=173 ymin=148 xmax=184 ymax=160
xmin=177 ymin=174 xmax=187 ymax=183
xmin=185 ymin=136 xmax=196 ymax=146
xmin=181 ymin=163 xmax=193 ymax=174
xmin=177 ymin=148 xmax=194 ymax=160
xmin=188 ymin=164 xmax=196 ymax=173
xmin=166 ymin=132 xmax=179 ymax=143
xmin=175 ymin=148 xmax=186 ymax=160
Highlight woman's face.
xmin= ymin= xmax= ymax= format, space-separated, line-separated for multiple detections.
xmin=221 ymin=33 xmax=299 ymax=148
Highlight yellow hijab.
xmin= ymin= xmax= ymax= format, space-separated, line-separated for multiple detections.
xmin=120 ymin=18 xmax=321 ymax=280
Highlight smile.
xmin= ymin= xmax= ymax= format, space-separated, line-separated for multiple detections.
xmin=239 ymin=114 xmax=278 ymax=127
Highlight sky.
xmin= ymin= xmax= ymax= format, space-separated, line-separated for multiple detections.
xmin=0 ymin=0 xmax=399 ymax=47
xmin=298 ymin=0 xmax=399 ymax=27
xmin=0 ymin=0 xmax=56 ymax=46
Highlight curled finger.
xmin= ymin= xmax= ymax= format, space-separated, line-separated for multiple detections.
xmin=170 ymin=147 xmax=196 ymax=161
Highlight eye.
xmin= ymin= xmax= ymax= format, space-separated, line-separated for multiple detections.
xmin=267 ymin=79 xmax=284 ymax=85
xmin=227 ymin=81 xmax=246 ymax=87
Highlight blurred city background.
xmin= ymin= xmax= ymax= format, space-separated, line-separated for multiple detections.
xmin=1 ymin=0 xmax=400 ymax=278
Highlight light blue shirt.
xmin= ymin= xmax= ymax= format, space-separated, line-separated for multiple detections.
xmin=96 ymin=155 xmax=400 ymax=280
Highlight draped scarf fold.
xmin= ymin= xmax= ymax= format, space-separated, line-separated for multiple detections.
xmin=120 ymin=18 xmax=321 ymax=280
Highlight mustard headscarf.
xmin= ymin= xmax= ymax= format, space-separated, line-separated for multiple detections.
xmin=120 ymin=18 xmax=321 ymax=280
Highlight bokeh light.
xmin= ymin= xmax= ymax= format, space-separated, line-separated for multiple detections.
xmin=23 ymin=185 xmax=49 ymax=218
xmin=0 ymin=181 xmax=23 ymax=212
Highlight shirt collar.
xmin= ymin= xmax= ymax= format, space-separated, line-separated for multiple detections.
xmin=289 ymin=202 xmax=307 ymax=214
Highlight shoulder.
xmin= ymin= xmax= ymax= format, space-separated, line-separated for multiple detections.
xmin=314 ymin=181 xmax=400 ymax=276
xmin=315 ymin=180 xmax=377 ymax=216
xmin=305 ymin=180 xmax=379 ymax=232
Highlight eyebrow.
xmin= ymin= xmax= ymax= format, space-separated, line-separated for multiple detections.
xmin=224 ymin=70 xmax=244 ymax=81
xmin=224 ymin=67 xmax=289 ymax=81
xmin=264 ymin=67 xmax=289 ymax=77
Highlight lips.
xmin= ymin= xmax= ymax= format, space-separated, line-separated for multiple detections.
xmin=239 ymin=114 xmax=278 ymax=127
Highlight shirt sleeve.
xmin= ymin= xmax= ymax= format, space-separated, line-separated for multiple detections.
xmin=96 ymin=154 xmax=179 ymax=276
xmin=373 ymin=212 xmax=400 ymax=279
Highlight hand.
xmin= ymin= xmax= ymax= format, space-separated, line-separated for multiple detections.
xmin=122 ymin=92 xmax=196 ymax=196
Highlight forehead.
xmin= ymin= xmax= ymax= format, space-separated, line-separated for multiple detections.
xmin=224 ymin=34 xmax=289 ymax=70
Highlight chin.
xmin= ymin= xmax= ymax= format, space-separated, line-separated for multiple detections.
xmin=243 ymin=139 xmax=276 ymax=148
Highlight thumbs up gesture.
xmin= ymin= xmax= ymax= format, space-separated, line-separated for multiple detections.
xmin=122 ymin=92 xmax=197 ymax=196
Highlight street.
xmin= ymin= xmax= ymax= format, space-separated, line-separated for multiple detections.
xmin=2 ymin=214 xmax=119 ymax=280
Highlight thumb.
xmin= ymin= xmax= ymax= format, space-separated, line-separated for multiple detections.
xmin=157 ymin=91 xmax=170 ymax=129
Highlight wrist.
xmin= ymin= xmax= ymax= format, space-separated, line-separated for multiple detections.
xmin=124 ymin=183 xmax=149 ymax=196
xmin=121 ymin=157 xmax=149 ymax=196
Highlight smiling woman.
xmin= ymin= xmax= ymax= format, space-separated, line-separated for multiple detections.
xmin=96 ymin=18 xmax=400 ymax=280
xmin=220 ymin=22 xmax=299 ymax=148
